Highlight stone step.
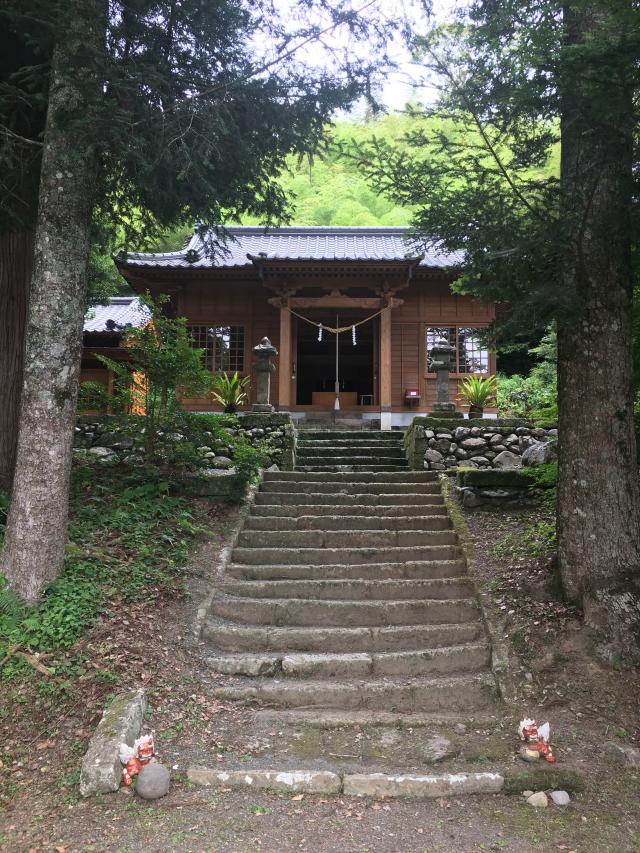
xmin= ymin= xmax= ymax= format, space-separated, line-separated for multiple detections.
xmin=255 ymin=492 xmax=445 ymax=506
xmin=260 ymin=481 xmax=439 ymax=494
xmin=211 ymin=672 xmax=498 ymax=712
xmin=263 ymin=471 xmax=437 ymax=483
xmin=244 ymin=514 xmax=452 ymax=531
xmin=295 ymin=457 xmax=408 ymax=465
xmin=205 ymin=642 xmax=491 ymax=679
xmin=202 ymin=619 xmax=484 ymax=653
xmin=297 ymin=431 xmax=403 ymax=440
xmin=237 ymin=529 xmax=458 ymax=549
xmin=209 ymin=594 xmax=479 ymax=627
xmin=250 ymin=504 xmax=449 ymax=518
xmin=295 ymin=446 xmax=407 ymax=457
xmin=232 ymin=545 xmax=460 ymax=565
xmin=218 ymin=577 xmax=474 ymax=601
xmin=226 ymin=559 xmax=467 ymax=581
xmin=296 ymin=465 xmax=409 ymax=473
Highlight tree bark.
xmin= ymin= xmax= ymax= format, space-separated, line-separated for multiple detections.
xmin=557 ymin=2 xmax=640 ymax=659
xmin=0 ymin=1 xmax=103 ymax=603
xmin=0 ymin=232 xmax=32 ymax=491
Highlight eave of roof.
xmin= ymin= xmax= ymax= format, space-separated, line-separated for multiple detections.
xmin=115 ymin=225 xmax=463 ymax=273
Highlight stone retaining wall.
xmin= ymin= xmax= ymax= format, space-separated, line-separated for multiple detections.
xmin=74 ymin=413 xmax=295 ymax=472
xmin=404 ymin=417 xmax=557 ymax=472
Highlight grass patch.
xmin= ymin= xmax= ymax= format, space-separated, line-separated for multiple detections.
xmin=0 ymin=462 xmax=202 ymax=670
xmin=491 ymin=518 xmax=556 ymax=560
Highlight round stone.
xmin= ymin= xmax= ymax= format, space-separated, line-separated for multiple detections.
xmin=136 ymin=763 xmax=170 ymax=800
xmin=550 ymin=790 xmax=570 ymax=806
xmin=526 ymin=791 xmax=548 ymax=808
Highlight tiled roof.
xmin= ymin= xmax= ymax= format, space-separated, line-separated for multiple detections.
xmin=121 ymin=226 xmax=462 ymax=270
xmin=84 ymin=297 xmax=150 ymax=333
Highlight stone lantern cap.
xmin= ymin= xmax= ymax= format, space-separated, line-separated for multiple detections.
xmin=253 ymin=337 xmax=278 ymax=359
xmin=429 ymin=336 xmax=456 ymax=371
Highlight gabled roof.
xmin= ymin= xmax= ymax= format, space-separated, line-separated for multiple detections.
xmin=120 ymin=226 xmax=462 ymax=270
xmin=83 ymin=296 xmax=150 ymax=334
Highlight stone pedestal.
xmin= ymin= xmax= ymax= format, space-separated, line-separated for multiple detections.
xmin=252 ymin=337 xmax=278 ymax=413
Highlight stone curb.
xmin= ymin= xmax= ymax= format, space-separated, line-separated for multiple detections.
xmin=187 ymin=767 xmax=341 ymax=794
xmin=193 ymin=472 xmax=263 ymax=644
xmin=187 ymin=766 xmax=504 ymax=799
xmin=80 ymin=688 xmax=146 ymax=797
xmin=439 ymin=474 xmax=516 ymax=704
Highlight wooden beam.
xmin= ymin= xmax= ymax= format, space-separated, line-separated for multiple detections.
xmin=379 ymin=305 xmax=392 ymax=430
xmin=268 ymin=295 xmax=384 ymax=310
xmin=278 ymin=300 xmax=292 ymax=410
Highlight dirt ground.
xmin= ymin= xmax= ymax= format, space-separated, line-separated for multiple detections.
xmin=1 ymin=496 xmax=640 ymax=853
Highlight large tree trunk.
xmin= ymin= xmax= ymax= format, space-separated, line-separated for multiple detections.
xmin=0 ymin=232 xmax=32 ymax=491
xmin=0 ymin=1 xmax=103 ymax=603
xmin=557 ymin=2 xmax=640 ymax=659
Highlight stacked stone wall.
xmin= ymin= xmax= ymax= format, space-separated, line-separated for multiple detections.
xmin=404 ymin=418 xmax=557 ymax=472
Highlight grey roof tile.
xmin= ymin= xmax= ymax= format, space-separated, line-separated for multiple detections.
xmin=84 ymin=297 xmax=150 ymax=333
xmin=122 ymin=226 xmax=462 ymax=270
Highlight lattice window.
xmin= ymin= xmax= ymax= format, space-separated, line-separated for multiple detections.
xmin=187 ymin=325 xmax=245 ymax=372
xmin=426 ymin=326 xmax=488 ymax=373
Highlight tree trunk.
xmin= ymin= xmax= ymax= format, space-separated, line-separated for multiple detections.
xmin=0 ymin=1 xmax=103 ymax=603
xmin=557 ymin=2 xmax=640 ymax=659
xmin=0 ymin=232 xmax=32 ymax=491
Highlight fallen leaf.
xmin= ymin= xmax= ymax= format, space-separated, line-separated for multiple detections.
xmin=291 ymin=794 xmax=304 ymax=801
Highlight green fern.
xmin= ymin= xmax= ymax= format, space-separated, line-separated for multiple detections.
xmin=0 ymin=575 xmax=26 ymax=640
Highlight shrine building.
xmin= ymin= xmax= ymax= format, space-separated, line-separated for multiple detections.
xmin=105 ymin=225 xmax=497 ymax=428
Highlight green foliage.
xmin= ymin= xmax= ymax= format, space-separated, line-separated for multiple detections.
xmin=1 ymin=0 xmax=388 ymax=241
xmin=230 ymin=440 xmax=267 ymax=500
xmin=457 ymin=375 xmax=496 ymax=407
xmin=99 ymin=293 xmax=213 ymax=460
xmin=0 ymin=465 xmax=199 ymax=663
xmin=211 ymin=372 xmax=250 ymax=414
xmin=77 ymin=381 xmax=111 ymax=414
xmin=497 ymin=327 xmax=557 ymax=420
xmin=492 ymin=519 xmax=556 ymax=561
xmin=526 ymin=462 xmax=557 ymax=508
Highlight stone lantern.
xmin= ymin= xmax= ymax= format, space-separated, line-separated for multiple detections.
xmin=428 ymin=336 xmax=460 ymax=417
xmin=251 ymin=337 xmax=278 ymax=413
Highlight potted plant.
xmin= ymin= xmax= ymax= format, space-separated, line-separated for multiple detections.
xmin=211 ymin=371 xmax=250 ymax=413
xmin=458 ymin=375 xmax=496 ymax=417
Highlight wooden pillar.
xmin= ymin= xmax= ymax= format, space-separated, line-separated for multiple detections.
xmin=278 ymin=300 xmax=292 ymax=410
xmin=379 ymin=305 xmax=392 ymax=430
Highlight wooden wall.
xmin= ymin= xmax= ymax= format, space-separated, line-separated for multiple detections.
xmin=122 ymin=272 xmax=496 ymax=413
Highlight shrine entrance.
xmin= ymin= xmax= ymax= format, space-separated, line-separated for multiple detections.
xmin=294 ymin=311 xmax=377 ymax=409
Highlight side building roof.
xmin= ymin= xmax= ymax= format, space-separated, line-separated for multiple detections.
xmin=118 ymin=226 xmax=463 ymax=271
xmin=83 ymin=296 xmax=150 ymax=334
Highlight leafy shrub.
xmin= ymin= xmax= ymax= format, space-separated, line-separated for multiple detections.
xmin=525 ymin=461 xmax=557 ymax=507
xmin=457 ymin=375 xmax=496 ymax=408
xmin=211 ymin=371 xmax=250 ymax=413
xmin=230 ymin=439 xmax=267 ymax=500
xmin=77 ymin=381 xmax=111 ymax=413
xmin=497 ymin=326 xmax=557 ymax=420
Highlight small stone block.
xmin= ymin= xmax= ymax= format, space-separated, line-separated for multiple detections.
xmin=343 ymin=772 xmax=504 ymax=799
xmin=604 ymin=741 xmax=640 ymax=766
xmin=80 ymin=689 xmax=146 ymax=797
xmin=550 ymin=790 xmax=570 ymax=806
xmin=526 ymin=791 xmax=549 ymax=808
xmin=187 ymin=767 xmax=341 ymax=794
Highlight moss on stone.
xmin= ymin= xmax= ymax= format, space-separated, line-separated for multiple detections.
xmin=503 ymin=765 xmax=586 ymax=794
xmin=457 ymin=468 xmax=535 ymax=488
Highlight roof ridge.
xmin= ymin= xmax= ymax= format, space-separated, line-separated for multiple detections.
xmin=223 ymin=225 xmax=412 ymax=235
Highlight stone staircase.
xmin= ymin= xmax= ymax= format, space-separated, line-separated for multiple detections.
xmin=202 ymin=430 xmax=499 ymax=716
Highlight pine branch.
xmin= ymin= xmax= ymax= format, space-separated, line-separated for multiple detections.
xmin=0 ymin=125 xmax=43 ymax=147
